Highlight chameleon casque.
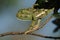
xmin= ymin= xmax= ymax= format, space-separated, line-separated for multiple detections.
xmin=16 ymin=0 xmax=55 ymax=34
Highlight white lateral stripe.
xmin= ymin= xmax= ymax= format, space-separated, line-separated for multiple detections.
xmin=36 ymin=11 xmax=45 ymax=17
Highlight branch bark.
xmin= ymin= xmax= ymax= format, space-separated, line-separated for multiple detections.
xmin=0 ymin=32 xmax=60 ymax=39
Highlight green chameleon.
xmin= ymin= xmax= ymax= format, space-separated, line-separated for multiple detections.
xmin=16 ymin=7 xmax=54 ymax=34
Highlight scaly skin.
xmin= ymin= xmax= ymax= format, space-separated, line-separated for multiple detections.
xmin=16 ymin=8 xmax=54 ymax=34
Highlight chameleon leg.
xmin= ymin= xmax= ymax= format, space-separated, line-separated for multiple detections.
xmin=24 ymin=19 xmax=41 ymax=34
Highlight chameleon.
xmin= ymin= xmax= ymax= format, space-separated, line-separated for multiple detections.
xmin=16 ymin=6 xmax=54 ymax=34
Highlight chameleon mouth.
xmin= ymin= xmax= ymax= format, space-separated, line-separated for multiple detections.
xmin=16 ymin=11 xmax=32 ymax=21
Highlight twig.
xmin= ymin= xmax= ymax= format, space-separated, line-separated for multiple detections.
xmin=0 ymin=32 xmax=60 ymax=39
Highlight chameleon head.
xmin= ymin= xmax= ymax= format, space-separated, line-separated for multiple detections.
xmin=16 ymin=8 xmax=50 ymax=21
xmin=16 ymin=8 xmax=33 ymax=21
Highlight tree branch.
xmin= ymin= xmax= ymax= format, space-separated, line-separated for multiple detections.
xmin=0 ymin=32 xmax=60 ymax=39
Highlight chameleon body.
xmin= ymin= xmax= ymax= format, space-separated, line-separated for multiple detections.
xmin=16 ymin=7 xmax=54 ymax=34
